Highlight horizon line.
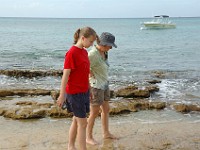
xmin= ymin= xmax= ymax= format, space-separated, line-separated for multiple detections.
xmin=0 ymin=16 xmax=200 ymax=19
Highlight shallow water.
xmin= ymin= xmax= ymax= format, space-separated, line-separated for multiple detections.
xmin=1 ymin=17 xmax=200 ymax=103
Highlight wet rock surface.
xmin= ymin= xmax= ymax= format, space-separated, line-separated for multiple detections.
xmin=0 ymin=98 xmax=166 ymax=119
xmin=0 ymin=69 xmax=62 ymax=78
xmin=109 ymin=99 xmax=166 ymax=115
xmin=173 ymin=103 xmax=200 ymax=112
xmin=0 ymin=78 xmax=199 ymax=120
xmin=0 ymin=89 xmax=51 ymax=97
xmin=0 ymin=84 xmax=159 ymax=99
xmin=115 ymin=85 xmax=159 ymax=98
xmin=1 ymin=97 xmax=199 ymax=120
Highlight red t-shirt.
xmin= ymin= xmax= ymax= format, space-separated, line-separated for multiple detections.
xmin=64 ymin=46 xmax=90 ymax=94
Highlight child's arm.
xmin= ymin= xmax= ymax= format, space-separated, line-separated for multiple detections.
xmin=57 ymin=69 xmax=71 ymax=107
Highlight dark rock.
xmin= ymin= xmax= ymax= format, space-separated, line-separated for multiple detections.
xmin=110 ymin=90 xmax=115 ymax=98
xmin=146 ymin=80 xmax=161 ymax=84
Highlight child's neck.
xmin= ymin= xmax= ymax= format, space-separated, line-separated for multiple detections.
xmin=75 ymin=41 xmax=84 ymax=49
xmin=96 ymin=45 xmax=104 ymax=53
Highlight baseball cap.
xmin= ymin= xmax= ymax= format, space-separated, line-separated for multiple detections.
xmin=99 ymin=32 xmax=117 ymax=48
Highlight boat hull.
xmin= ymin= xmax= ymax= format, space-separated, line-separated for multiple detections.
xmin=143 ymin=23 xmax=176 ymax=29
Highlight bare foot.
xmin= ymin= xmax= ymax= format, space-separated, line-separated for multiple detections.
xmin=103 ymin=133 xmax=118 ymax=139
xmin=68 ymin=145 xmax=77 ymax=150
xmin=86 ymin=138 xmax=99 ymax=145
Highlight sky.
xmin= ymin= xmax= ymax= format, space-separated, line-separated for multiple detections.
xmin=0 ymin=0 xmax=199 ymax=18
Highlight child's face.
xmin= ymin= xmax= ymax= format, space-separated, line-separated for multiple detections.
xmin=102 ymin=45 xmax=112 ymax=52
xmin=82 ymin=35 xmax=96 ymax=48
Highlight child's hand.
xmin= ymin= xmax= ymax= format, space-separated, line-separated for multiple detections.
xmin=89 ymin=72 xmax=95 ymax=78
xmin=57 ymin=96 xmax=65 ymax=108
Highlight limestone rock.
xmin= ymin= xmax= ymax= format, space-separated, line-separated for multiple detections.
xmin=0 ymin=107 xmax=6 ymax=115
xmin=36 ymin=103 xmax=54 ymax=108
xmin=173 ymin=104 xmax=200 ymax=113
xmin=48 ymin=106 xmax=72 ymax=118
xmin=115 ymin=86 xmax=150 ymax=98
xmin=3 ymin=108 xmax=20 ymax=119
xmin=0 ymin=99 xmax=167 ymax=119
xmin=16 ymin=101 xmax=37 ymax=106
xmin=149 ymin=102 xmax=166 ymax=109
xmin=0 ymin=69 xmax=62 ymax=78
xmin=0 ymin=89 xmax=51 ymax=97
xmin=152 ymin=71 xmax=166 ymax=78
xmin=50 ymin=90 xmax=60 ymax=101
xmin=109 ymin=99 xmax=166 ymax=115
xmin=3 ymin=108 xmax=47 ymax=119
xmin=145 ymin=85 xmax=159 ymax=93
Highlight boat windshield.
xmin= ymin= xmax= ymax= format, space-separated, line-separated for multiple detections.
xmin=154 ymin=15 xmax=169 ymax=18
xmin=153 ymin=16 xmax=171 ymax=24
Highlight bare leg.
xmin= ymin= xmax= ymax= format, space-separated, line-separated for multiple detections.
xmin=101 ymin=101 xmax=118 ymax=139
xmin=76 ymin=117 xmax=88 ymax=150
xmin=86 ymin=105 xmax=100 ymax=145
xmin=68 ymin=116 xmax=77 ymax=150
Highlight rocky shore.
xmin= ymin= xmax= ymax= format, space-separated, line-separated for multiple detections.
xmin=0 ymin=85 xmax=199 ymax=120
xmin=0 ymin=69 xmax=200 ymax=120
xmin=0 ymin=69 xmax=200 ymax=149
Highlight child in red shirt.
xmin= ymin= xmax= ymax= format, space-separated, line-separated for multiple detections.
xmin=57 ymin=27 xmax=97 ymax=150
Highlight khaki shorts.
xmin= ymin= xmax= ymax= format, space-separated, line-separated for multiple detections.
xmin=90 ymin=87 xmax=110 ymax=106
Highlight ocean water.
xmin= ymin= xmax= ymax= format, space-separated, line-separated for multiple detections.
xmin=0 ymin=17 xmax=200 ymax=103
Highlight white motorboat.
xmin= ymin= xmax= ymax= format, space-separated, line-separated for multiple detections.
xmin=141 ymin=15 xmax=176 ymax=29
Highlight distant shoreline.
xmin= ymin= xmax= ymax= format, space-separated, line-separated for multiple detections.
xmin=0 ymin=16 xmax=200 ymax=19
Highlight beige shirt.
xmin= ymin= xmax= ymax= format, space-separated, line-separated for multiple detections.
xmin=88 ymin=46 xmax=109 ymax=90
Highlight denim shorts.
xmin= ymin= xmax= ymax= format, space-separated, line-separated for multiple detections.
xmin=64 ymin=91 xmax=90 ymax=118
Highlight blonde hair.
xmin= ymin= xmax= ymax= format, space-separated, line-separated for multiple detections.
xmin=73 ymin=27 xmax=98 ymax=44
